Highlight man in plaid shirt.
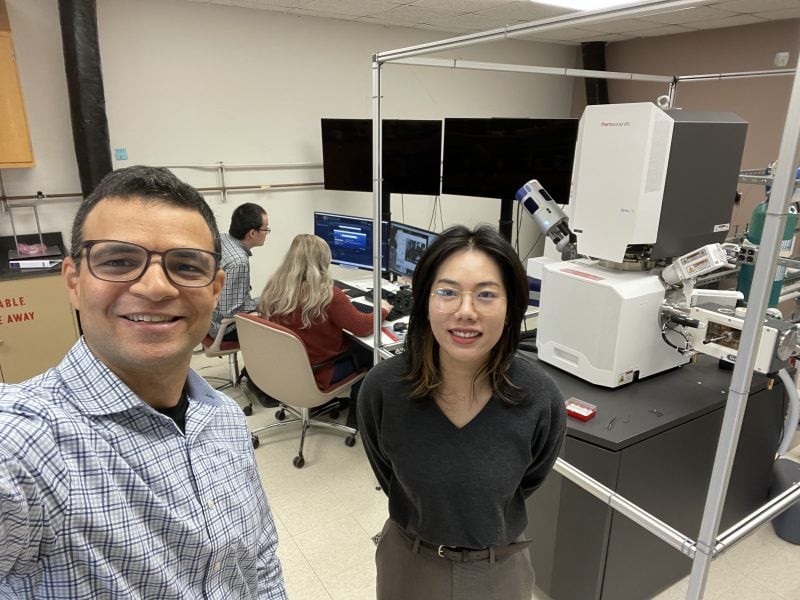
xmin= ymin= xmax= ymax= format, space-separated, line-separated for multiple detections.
xmin=0 ymin=166 xmax=286 ymax=598
xmin=209 ymin=202 xmax=270 ymax=340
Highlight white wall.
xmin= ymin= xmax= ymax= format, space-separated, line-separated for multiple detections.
xmin=3 ymin=0 xmax=578 ymax=287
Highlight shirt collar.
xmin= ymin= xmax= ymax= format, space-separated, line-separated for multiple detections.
xmin=60 ymin=338 xmax=222 ymax=417
xmin=226 ymin=232 xmax=252 ymax=257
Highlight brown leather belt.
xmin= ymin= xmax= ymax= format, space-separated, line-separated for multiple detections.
xmin=394 ymin=523 xmax=530 ymax=563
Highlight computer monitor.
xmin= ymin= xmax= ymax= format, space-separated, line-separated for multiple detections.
xmin=321 ymin=118 xmax=443 ymax=195
xmin=441 ymin=117 xmax=578 ymax=203
xmin=387 ymin=221 xmax=439 ymax=278
xmin=313 ymin=211 xmax=387 ymax=271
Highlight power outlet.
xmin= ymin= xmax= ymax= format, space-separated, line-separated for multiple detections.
xmin=774 ymin=52 xmax=790 ymax=68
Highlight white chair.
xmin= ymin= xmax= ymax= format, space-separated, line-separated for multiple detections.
xmin=200 ymin=316 xmax=251 ymax=415
xmin=235 ymin=313 xmax=366 ymax=468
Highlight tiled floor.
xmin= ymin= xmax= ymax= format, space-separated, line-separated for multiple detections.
xmin=193 ymin=353 xmax=800 ymax=600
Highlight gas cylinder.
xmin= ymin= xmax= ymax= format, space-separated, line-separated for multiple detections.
xmin=737 ymin=167 xmax=799 ymax=307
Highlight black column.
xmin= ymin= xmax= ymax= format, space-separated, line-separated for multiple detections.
xmin=581 ymin=41 xmax=609 ymax=106
xmin=59 ymin=0 xmax=113 ymax=197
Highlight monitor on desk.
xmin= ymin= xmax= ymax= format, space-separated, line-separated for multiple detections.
xmin=387 ymin=222 xmax=439 ymax=278
xmin=313 ymin=211 xmax=388 ymax=271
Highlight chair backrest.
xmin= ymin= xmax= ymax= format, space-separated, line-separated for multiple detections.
xmin=235 ymin=313 xmax=362 ymax=409
xmin=203 ymin=317 xmax=238 ymax=356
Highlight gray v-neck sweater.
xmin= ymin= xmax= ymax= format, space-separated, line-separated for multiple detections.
xmin=357 ymin=353 xmax=566 ymax=549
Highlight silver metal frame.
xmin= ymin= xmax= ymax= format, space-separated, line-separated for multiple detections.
xmin=369 ymin=3 xmax=800 ymax=598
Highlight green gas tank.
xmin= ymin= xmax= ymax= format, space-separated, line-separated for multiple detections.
xmin=737 ymin=199 xmax=798 ymax=307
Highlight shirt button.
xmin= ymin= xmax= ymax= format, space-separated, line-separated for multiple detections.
xmin=207 ymin=499 xmax=214 ymax=509
xmin=215 ymin=561 xmax=222 ymax=573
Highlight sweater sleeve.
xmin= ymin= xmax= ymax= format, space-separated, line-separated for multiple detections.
xmin=520 ymin=365 xmax=567 ymax=499
xmin=327 ymin=287 xmax=389 ymax=337
xmin=356 ymin=363 xmax=394 ymax=495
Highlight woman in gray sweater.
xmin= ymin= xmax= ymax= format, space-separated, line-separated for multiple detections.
xmin=358 ymin=225 xmax=566 ymax=600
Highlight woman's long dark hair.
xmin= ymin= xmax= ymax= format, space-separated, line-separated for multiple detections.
xmin=404 ymin=225 xmax=529 ymax=404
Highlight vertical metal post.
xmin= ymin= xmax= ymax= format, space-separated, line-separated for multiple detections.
xmin=667 ymin=79 xmax=677 ymax=108
xmin=218 ymin=162 xmax=227 ymax=203
xmin=686 ymin=62 xmax=800 ymax=599
xmin=372 ymin=56 xmax=384 ymax=364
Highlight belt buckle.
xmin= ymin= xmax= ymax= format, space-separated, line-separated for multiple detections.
xmin=437 ymin=545 xmax=446 ymax=558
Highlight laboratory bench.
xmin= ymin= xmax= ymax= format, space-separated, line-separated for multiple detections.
xmin=524 ymin=352 xmax=784 ymax=600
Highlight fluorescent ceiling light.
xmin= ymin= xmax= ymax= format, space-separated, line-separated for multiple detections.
xmin=532 ymin=0 xmax=645 ymax=9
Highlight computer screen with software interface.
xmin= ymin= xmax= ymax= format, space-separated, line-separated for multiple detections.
xmin=313 ymin=211 xmax=387 ymax=271
xmin=387 ymin=222 xmax=439 ymax=278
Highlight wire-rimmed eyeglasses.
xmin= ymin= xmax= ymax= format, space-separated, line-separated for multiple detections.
xmin=78 ymin=240 xmax=221 ymax=288
xmin=430 ymin=287 xmax=506 ymax=315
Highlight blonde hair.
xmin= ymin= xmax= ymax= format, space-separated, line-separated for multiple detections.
xmin=257 ymin=234 xmax=334 ymax=328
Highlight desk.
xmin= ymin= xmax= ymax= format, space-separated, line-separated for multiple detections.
xmin=336 ymin=277 xmax=408 ymax=357
xmin=0 ymin=233 xmax=79 ymax=382
xmin=524 ymin=353 xmax=784 ymax=600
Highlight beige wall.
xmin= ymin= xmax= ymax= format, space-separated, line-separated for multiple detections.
xmin=572 ymin=18 xmax=800 ymax=236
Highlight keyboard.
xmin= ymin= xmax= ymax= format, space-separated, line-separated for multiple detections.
xmin=352 ymin=302 xmax=374 ymax=314
xmin=334 ymin=280 xmax=366 ymax=299
xmin=363 ymin=288 xmax=395 ymax=303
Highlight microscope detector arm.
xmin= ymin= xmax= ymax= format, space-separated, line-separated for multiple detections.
xmin=515 ymin=179 xmax=573 ymax=254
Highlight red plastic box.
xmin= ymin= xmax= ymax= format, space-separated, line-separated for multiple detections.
xmin=565 ymin=397 xmax=597 ymax=422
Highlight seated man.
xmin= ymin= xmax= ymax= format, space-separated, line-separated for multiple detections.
xmin=209 ymin=202 xmax=276 ymax=405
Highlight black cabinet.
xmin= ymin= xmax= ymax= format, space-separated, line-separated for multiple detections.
xmin=525 ymin=355 xmax=784 ymax=600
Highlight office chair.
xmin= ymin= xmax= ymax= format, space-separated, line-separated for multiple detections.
xmin=235 ymin=313 xmax=365 ymax=468
xmin=199 ymin=316 xmax=252 ymax=416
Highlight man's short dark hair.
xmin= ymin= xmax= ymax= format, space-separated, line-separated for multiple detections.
xmin=229 ymin=203 xmax=267 ymax=240
xmin=70 ymin=166 xmax=221 ymax=266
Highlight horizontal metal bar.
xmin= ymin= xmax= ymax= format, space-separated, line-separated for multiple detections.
xmin=196 ymin=182 xmax=322 ymax=193
xmin=554 ymin=458 xmax=696 ymax=557
xmin=677 ymin=69 xmax=795 ymax=82
xmin=376 ymin=0 xmax=711 ymax=63
xmin=3 ymin=192 xmax=83 ymax=202
xmin=393 ymin=57 xmax=673 ymax=83
xmin=163 ymin=162 xmax=322 ymax=171
xmin=715 ymin=482 xmax=800 ymax=556
xmin=738 ymin=174 xmax=799 ymax=187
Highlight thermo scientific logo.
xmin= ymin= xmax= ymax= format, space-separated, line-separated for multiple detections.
xmin=600 ymin=121 xmax=631 ymax=127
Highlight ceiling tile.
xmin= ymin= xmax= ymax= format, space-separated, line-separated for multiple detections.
xmin=641 ymin=6 xmax=739 ymax=25
xmin=585 ymin=17 xmax=674 ymax=34
xmin=515 ymin=26 xmax=606 ymax=41
xmin=192 ymin=0 xmax=800 ymax=38
xmin=410 ymin=0 xmax=514 ymax=14
xmin=711 ymin=0 xmax=800 ymax=12
xmin=755 ymin=7 xmax=800 ymax=19
xmin=633 ymin=23 xmax=694 ymax=37
xmin=474 ymin=1 xmax=573 ymax=21
xmin=682 ymin=13 xmax=768 ymax=29
xmin=575 ymin=32 xmax=635 ymax=43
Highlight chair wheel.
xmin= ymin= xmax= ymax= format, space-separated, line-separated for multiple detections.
xmin=345 ymin=435 xmax=357 ymax=447
xmin=293 ymin=455 xmax=305 ymax=468
xmin=275 ymin=409 xmax=286 ymax=421
xmin=242 ymin=404 xmax=253 ymax=416
xmin=251 ymin=435 xmax=260 ymax=449
xmin=329 ymin=410 xmax=340 ymax=419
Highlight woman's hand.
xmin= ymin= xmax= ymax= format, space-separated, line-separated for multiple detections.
xmin=380 ymin=299 xmax=393 ymax=313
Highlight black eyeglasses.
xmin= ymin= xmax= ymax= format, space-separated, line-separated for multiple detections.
xmin=78 ymin=240 xmax=221 ymax=288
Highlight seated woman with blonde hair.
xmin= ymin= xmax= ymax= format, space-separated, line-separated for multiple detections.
xmin=257 ymin=233 xmax=391 ymax=428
